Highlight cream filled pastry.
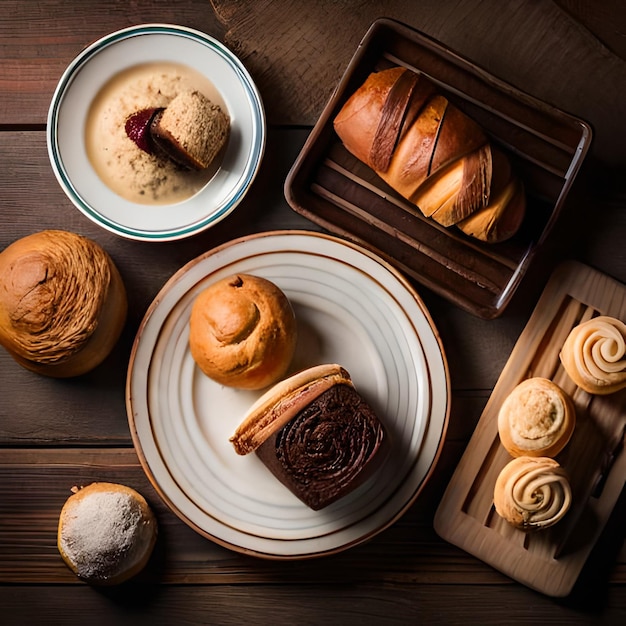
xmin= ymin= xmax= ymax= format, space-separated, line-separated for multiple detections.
xmin=560 ymin=315 xmax=626 ymax=395
xmin=493 ymin=456 xmax=572 ymax=531
xmin=57 ymin=482 xmax=157 ymax=585
xmin=497 ymin=377 xmax=575 ymax=458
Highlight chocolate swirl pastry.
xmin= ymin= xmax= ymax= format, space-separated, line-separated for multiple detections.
xmin=493 ymin=456 xmax=572 ymax=531
xmin=560 ymin=315 xmax=626 ymax=395
xmin=231 ymin=364 xmax=385 ymax=510
xmin=257 ymin=383 xmax=384 ymax=510
xmin=0 ymin=230 xmax=127 ymax=377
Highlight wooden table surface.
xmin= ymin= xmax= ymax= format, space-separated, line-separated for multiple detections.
xmin=1 ymin=1 xmax=625 ymax=623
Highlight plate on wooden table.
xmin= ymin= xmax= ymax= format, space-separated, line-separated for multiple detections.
xmin=47 ymin=24 xmax=265 ymax=241
xmin=284 ymin=17 xmax=592 ymax=319
xmin=434 ymin=260 xmax=626 ymax=596
xmin=127 ymin=231 xmax=449 ymax=558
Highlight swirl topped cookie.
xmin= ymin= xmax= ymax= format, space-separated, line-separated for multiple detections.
xmin=493 ymin=456 xmax=572 ymax=531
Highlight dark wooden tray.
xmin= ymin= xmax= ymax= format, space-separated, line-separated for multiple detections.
xmin=284 ymin=18 xmax=592 ymax=319
xmin=434 ymin=260 xmax=626 ymax=596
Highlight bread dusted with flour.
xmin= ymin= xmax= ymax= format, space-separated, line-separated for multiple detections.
xmin=333 ymin=67 xmax=525 ymax=243
xmin=57 ymin=482 xmax=157 ymax=585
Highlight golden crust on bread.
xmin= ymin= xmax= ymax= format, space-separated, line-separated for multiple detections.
xmin=189 ymin=274 xmax=297 ymax=390
xmin=497 ymin=377 xmax=575 ymax=458
xmin=333 ymin=67 xmax=525 ymax=243
xmin=493 ymin=456 xmax=572 ymax=531
xmin=0 ymin=230 xmax=127 ymax=377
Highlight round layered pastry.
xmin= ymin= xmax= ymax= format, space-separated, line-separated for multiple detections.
xmin=493 ymin=456 xmax=572 ymax=531
xmin=497 ymin=377 xmax=575 ymax=458
xmin=0 ymin=230 xmax=127 ymax=377
xmin=230 ymin=364 xmax=385 ymax=510
xmin=189 ymin=273 xmax=297 ymax=390
xmin=57 ymin=482 xmax=157 ymax=585
xmin=560 ymin=315 xmax=626 ymax=395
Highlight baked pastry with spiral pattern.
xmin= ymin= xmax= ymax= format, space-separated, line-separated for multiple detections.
xmin=230 ymin=364 xmax=385 ymax=510
xmin=493 ymin=456 xmax=572 ymax=531
xmin=0 ymin=230 xmax=127 ymax=377
xmin=560 ymin=315 xmax=626 ymax=395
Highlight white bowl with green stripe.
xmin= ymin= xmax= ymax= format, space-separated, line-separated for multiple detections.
xmin=47 ymin=24 xmax=265 ymax=241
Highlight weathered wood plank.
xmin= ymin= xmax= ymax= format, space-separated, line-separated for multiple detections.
xmin=1 ymin=579 xmax=625 ymax=625
xmin=0 ymin=448 xmax=622 ymax=586
xmin=211 ymin=0 xmax=626 ymax=170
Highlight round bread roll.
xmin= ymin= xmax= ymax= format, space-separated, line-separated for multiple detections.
xmin=497 ymin=377 xmax=575 ymax=458
xmin=493 ymin=456 xmax=572 ymax=531
xmin=0 ymin=230 xmax=127 ymax=377
xmin=559 ymin=315 xmax=626 ymax=395
xmin=189 ymin=273 xmax=297 ymax=389
xmin=57 ymin=482 xmax=157 ymax=585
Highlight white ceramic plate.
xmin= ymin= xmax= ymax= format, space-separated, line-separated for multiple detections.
xmin=127 ymin=231 xmax=449 ymax=558
xmin=47 ymin=24 xmax=265 ymax=241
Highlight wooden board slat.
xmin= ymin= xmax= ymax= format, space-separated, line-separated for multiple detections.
xmin=434 ymin=260 xmax=626 ymax=597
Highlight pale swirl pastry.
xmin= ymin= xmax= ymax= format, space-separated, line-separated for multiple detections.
xmin=560 ymin=315 xmax=626 ymax=395
xmin=58 ymin=482 xmax=157 ymax=585
xmin=493 ymin=456 xmax=572 ymax=531
xmin=497 ymin=377 xmax=575 ymax=458
xmin=0 ymin=230 xmax=127 ymax=377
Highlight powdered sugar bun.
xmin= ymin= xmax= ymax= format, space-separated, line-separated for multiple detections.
xmin=57 ymin=482 xmax=157 ymax=585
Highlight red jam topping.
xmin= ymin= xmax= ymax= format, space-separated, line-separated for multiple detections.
xmin=124 ymin=108 xmax=161 ymax=154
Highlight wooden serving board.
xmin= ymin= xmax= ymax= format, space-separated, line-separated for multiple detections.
xmin=434 ymin=260 xmax=626 ymax=597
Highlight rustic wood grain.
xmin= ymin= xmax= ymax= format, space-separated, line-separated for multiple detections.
xmin=211 ymin=0 xmax=626 ymax=171
xmin=0 ymin=0 xmax=224 ymax=127
xmin=1 ymin=0 xmax=625 ymax=623
xmin=2 ymin=582 xmax=625 ymax=626
xmin=0 ymin=447 xmax=622 ymax=591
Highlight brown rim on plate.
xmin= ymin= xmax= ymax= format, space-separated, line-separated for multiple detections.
xmin=126 ymin=230 xmax=450 ymax=558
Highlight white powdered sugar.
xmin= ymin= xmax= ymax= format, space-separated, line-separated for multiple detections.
xmin=60 ymin=490 xmax=146 ymax=581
